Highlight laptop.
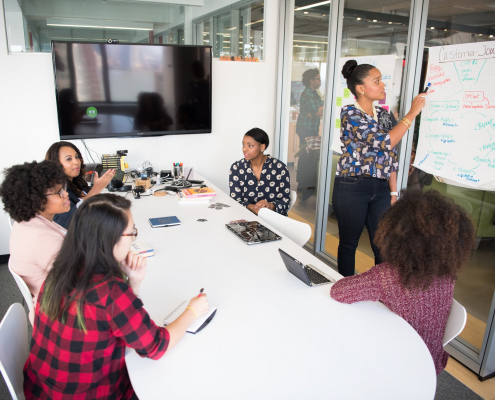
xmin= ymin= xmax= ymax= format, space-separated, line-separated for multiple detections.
xmin=225 ymin=221 xmax=282 ymax=245
xmin=278 ymin=249 xmax=335 ymax=286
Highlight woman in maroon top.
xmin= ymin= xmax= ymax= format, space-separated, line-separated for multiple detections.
xmin=331 ymin=189 xmax=475 ymax=374
xmin=24 ymin=194 xmax=209 ymax=399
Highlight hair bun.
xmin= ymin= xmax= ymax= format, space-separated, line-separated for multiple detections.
xmin=342 ymin=60 xmax=358 ymax=80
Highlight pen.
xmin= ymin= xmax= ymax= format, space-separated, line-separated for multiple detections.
xmin=198 ymin=288 xmax=204 ymax=297
xmin=423 ymin=82 xmax=431 ymax=93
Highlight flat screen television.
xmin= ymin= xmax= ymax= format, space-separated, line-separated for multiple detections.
xmin=52 ymin=41 xmax=212 ymax=139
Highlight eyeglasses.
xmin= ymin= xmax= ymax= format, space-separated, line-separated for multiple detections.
xmin=45 ymin=184 xmax=68 ymax=198
xmin=122 ymin=227 xmax=138 ymax=240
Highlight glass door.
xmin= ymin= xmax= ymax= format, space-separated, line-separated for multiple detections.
xmin=322 ymin=0 xmax=412 ymax=271
xmin=282 ymin=0 xmax=333 ymax=245
xmin=405 ymin=0 xmax=495 ymax=377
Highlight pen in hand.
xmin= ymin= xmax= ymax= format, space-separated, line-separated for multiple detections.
xmin=198 ymin=288 xmax=204 ymax=298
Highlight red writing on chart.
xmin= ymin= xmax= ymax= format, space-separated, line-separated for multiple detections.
xmin=464 ymin=91 xmax=484 ymax=102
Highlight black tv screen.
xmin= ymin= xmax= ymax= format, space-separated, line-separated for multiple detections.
xmin=52 ymin=41 xmax=212 ymax=139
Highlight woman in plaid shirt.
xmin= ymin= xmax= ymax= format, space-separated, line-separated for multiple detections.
xmin=24 ymin=194 xmax=209 ymax=399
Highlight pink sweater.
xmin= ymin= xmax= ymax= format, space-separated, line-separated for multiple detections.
xmin=330 ymin=263 xmax=453 ymax=375
xmin=9 ymin=215 xmax=66 ymax=310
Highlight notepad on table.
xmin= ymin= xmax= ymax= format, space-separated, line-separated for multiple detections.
xmin=149 ymin=216 xmax=181 ymax=228
xmin=163 ymin=300 xmax=217 ymax=334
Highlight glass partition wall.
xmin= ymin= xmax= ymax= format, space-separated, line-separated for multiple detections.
xmin=277 ymin=0 xmax=495 ymax=379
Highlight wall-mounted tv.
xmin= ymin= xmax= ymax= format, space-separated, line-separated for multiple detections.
xmin=52 ymin=41 xmax=212 ymax=139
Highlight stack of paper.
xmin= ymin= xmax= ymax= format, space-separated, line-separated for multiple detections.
xmin=131 ymin=242 xmax=154 ymax=258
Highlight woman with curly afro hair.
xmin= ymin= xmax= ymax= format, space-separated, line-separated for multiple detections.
xmin=0 ymin=160 xmax=70 ymax=323
xmin=330 ymin=189 xmax=475 ymax=375
xmin=45 ymin=141 xmax=115 ymax=229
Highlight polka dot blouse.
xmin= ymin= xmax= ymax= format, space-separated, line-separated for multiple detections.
xmin=229 ymin=156 xmax=291 ymax=216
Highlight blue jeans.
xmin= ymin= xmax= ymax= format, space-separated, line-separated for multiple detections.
xmin=332 ymin=175 xmax=390 ymax=277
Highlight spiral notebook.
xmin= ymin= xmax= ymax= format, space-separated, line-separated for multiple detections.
xmin=163 ymin=300 xmax=217 ymax=334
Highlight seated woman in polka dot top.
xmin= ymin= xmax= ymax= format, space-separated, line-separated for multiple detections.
xmin=229 ymin=128 xmax=291 ymax=216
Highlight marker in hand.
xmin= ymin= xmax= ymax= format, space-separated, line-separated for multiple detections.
xmin=423 ymin=82 xmax=431 ymax=93
xmin=198 ymin=288 xmax=204 ymax=298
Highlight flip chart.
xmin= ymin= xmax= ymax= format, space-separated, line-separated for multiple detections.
xmin=415 ymin=42 xmax=495 ymax=190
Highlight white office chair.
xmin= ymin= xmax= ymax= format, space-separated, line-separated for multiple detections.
xmin=8 ymin=261 xmax=34 ymax=317
xmin=258 ymin=208 xmax=311 ymax=247
xmin=288 ymin=190 xmax=297 ymax=211
xmin=0 ymin=303 xmax=29 ymax=400
xmin=443 ymin=299 xmax=467 ymax=346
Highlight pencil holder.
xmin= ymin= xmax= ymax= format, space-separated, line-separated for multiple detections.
xmin=174 ymin=166 xmax=184 ymax=180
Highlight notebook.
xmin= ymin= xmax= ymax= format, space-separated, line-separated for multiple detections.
xmin=163 ymin=300 xmax=217 ymax=334
xmin=149 ymin=216 xmax=181 ymax=228
xmin=225 ymin=221 xmax=281 ymax=245
xmin=278 ymin=249 xmax=335 ymax=287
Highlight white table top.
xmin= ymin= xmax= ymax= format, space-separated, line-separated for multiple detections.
xmin=124 ymin=175 xmax=436 ymax=400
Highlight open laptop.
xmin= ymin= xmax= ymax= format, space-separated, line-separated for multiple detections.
xmin=279 ymin=249 xmax=335 ymax=286
xmin=225 ymin=221 xmax=281 ymax=245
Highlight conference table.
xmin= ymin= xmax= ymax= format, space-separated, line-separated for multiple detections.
xmin=123 ymin=174 xmax=437 ymax=400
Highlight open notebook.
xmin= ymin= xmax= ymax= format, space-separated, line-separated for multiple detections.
xmin=163 ymin=300 xmax=217 ymax=334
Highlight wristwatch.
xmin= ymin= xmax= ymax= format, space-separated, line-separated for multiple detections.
xmin=390 ymin=191 xmax=399 ymax=197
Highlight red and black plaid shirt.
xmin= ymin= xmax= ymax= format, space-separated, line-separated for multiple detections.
xmin=24 ymin=274 xmax=170 ymax=399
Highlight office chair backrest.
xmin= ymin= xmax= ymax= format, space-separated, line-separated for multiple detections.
xmin=8 ymin=262 xmax=34 ymax=316
xmin=443 ymin=299 xmax=467 ymax=346
xmin=289 ymin=190 xmax=297 ymax=212
xmin=258 ymin=208 xmax=311 ymax=247
xmin=0 ymin=303 xmax=29 ymax=400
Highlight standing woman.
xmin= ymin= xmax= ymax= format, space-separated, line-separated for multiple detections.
xmin=24 ymin=194 xmax=209 ymax=399
xmin=295 ymin=68 xmax=323 ymax=201
xmin=45 ymin=141 xmax=115 ymax=229
xmin=230 ymin=128 xmax=291 ymax=216
xmin=333 ymin=60 xmax=427 ymax=277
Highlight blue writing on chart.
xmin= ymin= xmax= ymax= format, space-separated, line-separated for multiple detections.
xmin=415 ymin=42 xmax=495 ymax=190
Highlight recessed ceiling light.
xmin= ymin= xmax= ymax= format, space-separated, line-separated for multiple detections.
xmin=430 ymin=27 xmax=435 ymax=30
xmin=388 ymin=22 xmax=392 ymax=24
xmin=444 ymin=29 xmax=447 ymax=31
xmin=356 ymin=17 xmax=361 ymax=20
xmin=304 ymin=11 xmax=309 ymax=14
xmin=373 ymin=20 xmax=377 ymax=22
xmin=490 ymin=35 xmax=494 ymax=38
xmin=479 ymin=34 xmax=483 ymax=36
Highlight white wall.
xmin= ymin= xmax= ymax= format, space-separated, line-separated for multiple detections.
xmin=0 ymin=0 xmax=280 ymax=255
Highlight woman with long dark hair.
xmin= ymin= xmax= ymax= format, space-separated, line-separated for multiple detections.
xmin=331 ymin=190 xmax=475 ymax=375
xmin=45 ymin=141 xmax=115 ymax=229
xmin=333 ymin=60 xmax=427 ymax=277
xmin=24 ymin=194 xmax=209 ymax=399
xmin=0 ymin=161 xmax=70 ymax=324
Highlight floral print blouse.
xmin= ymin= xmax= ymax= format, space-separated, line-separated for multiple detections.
xmin=229 ymin=156 xmax=291 ymax=216
xmin=336 ymin=104 xmax=399 ymax=180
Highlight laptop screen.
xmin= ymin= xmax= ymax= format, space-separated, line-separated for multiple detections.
xmin=278 ymin=249 xmax=312 ymax=286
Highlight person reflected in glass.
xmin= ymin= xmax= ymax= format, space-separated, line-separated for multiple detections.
xmin=45 ymin=141 xmax=115 ymax=229
xmin=333 ymin=60 xmax=427 ymax=277
xmin=0 ymin=161 xmax=70 ymax=324
xmin=331 ymin=190 xmax=475 ymax=375
xmin=134 ymin=92 xmax=173 ymax=132
xmin=230 ymin=128 xmax=291 ymax=216
xmin=295 ymin=68 xmax=323 ymax=202
xmin=24 ymin=194 xmax=209 ymax=399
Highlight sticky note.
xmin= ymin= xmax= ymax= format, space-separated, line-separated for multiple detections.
xmin=335 ymin=119 xmax=341 ymax=129
xmin=336 ymin=97 xmax=342 ymax=106
xmin=343 ymin=88 xmax=350 ymax=98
